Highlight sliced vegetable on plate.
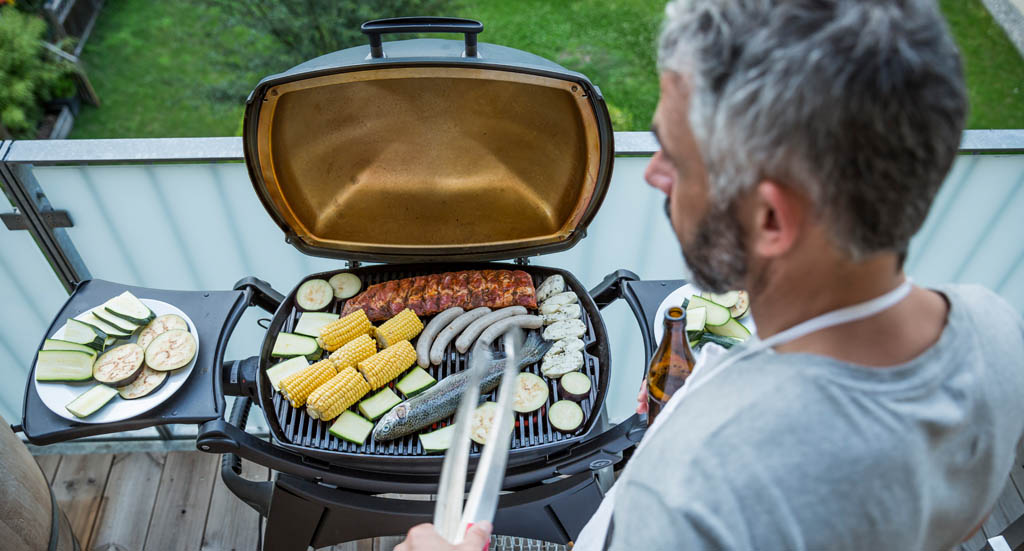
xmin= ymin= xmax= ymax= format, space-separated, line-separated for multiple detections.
xmin=93 ymin=343 xmax=145 ymax=387
xmin=104 ymin=291 xmax=156 ymax=326
xmin=42 ymin=338 xmax=98 ymax=356
xmin=329 ymin=410 xmax=375 ymax=444
xmin=118 ymin=366 xmax=168 ymax=399
xmin=137 ymin=314 xmax=189 ymax=350
xmin=63 ymin=318 xmax=106 ymax=350
xmin=266 ymin=357 xmax=310 ymax=391
xmin=296 ymin=279 xmax=334 ymax=311
xmin=36 ymin=350 xmax=95 ymax=382
xmin=329 ymin=272 xmax=362 ymax=299
xmin=548 ymin=400 xmax=584 ymax=433
xmin=66 ymin=384 xmax=119 ymax=418
xmin=513 ymin=372 xmax=548 ymax=413
xmin=80 ymin=310 xmax=133 ymax=339
xmin=145 ymin=329 xmax=197 ymax=371
xmin=686 ymin=295 xmax=731 ymax=326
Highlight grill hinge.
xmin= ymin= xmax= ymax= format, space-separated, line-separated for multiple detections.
xmin=514 ymin=257 xmax=530 ymax=266
xmin=346 ymin=260 xmax=362 ymax=269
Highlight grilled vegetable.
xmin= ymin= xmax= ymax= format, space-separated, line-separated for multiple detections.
xmin=144 ymin=329 xmax=197 ymax=371
xmin=66 ymin=384 xmax=119 ymax=418
xmin=535 ymin=275 xmax=565 ymax=302
xmin=328 ymin=333 xmax=377 ymax=371
xmin=63 ymin=318 xmax=106 ymax=350
xmin=358 ymin=387 xmax=401 ymax=421
xmin=293 ymin=312 xmax=339 ymax=338
xmin=272 ymin=332 xmax=320 ymax=359
xmin=416 ymin=307 xmax=464 ymax=367
xmin=542 ymin=319 xmax=586 ymax=341
xmin=137 ymin=314 xmax=189 ymax=350
xmin=396 ymin=367 xmax=436 ymax=398
xmin=266 ymin=357 xmax=309 ymax=391
xmin=544 ymin=337 xmax=584 ymax=361
xmin=35 ymin=350 xmax=95 ymax=382
xmin=81 ymin=310 xmax=132 ymax=339
xmin=559 ymin=371 xmax=591 ymax=402
xmin=548 ymin=400 xmax=584 ymax=433
xmin=329 ymin=272 xmax=362 ymax=299
xmin=513 ymin=372 xmax=548 ymax=413
xmin=687 ymin=295 xmax=730 ymax=326
xmin=541 ymin=350 xmax=583 ymax=378
xmin=118 ymin=366 xmax=168 ymax=399
xmin=419 ymin=424 xmax=456 ymax=453
xmin=296 ymin=279 xmax=334 ymax=311
xmin=279 ymin=359 xmax=338 ymax=407
xmin=374 ymin=308 xmax=424 ymax=348
xmin=93 ymin=343 xmax=145 ymax=387
xmin=429 ymin=307 xmax=491 ymax=365
xmin=476 ymin=315 xmax=543 ymax=348
xmin=42 ymin=339 xmax=98 ymax=357
xmin=373 ymin=331 xmax=552 ymax=441
xmin=469 ymin=401 xmax=514 ymax=445
xmin=540 ymin=304 xmax=581 ymax=325
xmin=319 ymin=309 xmax=372 ymax=352
xmin=541 ymin=291 xmax=578 ymax=308
xmin=328 ymin=411 xmax=374 ymax=444
xmin=454 ymin=306 xmax=528 ymax=354
xmin=104 ymin=291 xmax=155 ymax=326
xmin=729 ymin=291 xmax=750 ymax=319
xmin=707 ymin=318 xmax=751 ymax=340
xmin=357 ymin=340 xmax=416 ymax=389
xmin=306 ymin=367 xmax=371 ymax=421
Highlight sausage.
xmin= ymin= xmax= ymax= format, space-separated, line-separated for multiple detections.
xmin=429 ymin=307 xmax=491 ymax=365
xmin=475 ymin=315 xmax=543 ymax=349
xmin=454 ymin=306 xmax=528 ymax=354
xmin=416 ymin=307 xmax=464 ymax=368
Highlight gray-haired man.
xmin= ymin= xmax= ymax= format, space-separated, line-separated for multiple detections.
xmin=398 ymin=1 xmax=1024 ymax=549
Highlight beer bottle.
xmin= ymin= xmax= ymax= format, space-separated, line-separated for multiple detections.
xmin=647 ymin=306 xmax=697 ymax=423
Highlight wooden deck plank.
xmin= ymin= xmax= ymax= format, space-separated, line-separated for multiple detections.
xmin=200 ymin=459 xmax=269 ymax=551
xmin=51 ymin=453 xmax=114 ymax=550
xmin=34 ymin=454 xmax=62 ymax=484
xmin=91 ymin=453 xmax=166 ymax=551
xmin=143 ymin=451 xmax=219 ymax=551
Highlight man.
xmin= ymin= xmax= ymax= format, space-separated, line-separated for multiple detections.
xmin=399 ymin=0 xmax=1024 ymax=549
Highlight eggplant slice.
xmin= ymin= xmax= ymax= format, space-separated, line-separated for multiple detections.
xmin=145 ymin=329 xmax=197 ymax=371
xmin=118 ymin=366 xmax=168 ymax=399
xmin=93 ymin=343 xmax=145 ymax=387
xmin=137 ymin=314 xmax=189 ymax=350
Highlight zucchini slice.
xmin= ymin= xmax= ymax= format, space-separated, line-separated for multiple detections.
xmin=548 ymin=400 xmax=584 ymax=433
xmin=296 ymin=279 xmax=334 ymax=311
xmin=145 ymin=329 xmax=197 ymax=371
xmin=419 ymin=424 xmax=456 ymax=453
xmin=469 ymin=402 xmax=514 ymax=445
xmin=93 ymin=344 xmax=145 ymax=387
xmin=271 ymin=332 xmax=320 ymax=358
xmin=66 ymin=384 xmax=119 ymax=418
xmin=702 ymin=290 xmax=740 ymax=308
xmin=559 ymin=372 xmax=592 ymax=402
xmin=687 ymin=295 xmax=730 ymax=326
xmin=707 ymin=318 xmax=751 ymax=340
xmin=328 ymin=273 xmax=362 ymax=300
xmin=104 ymin=336 xmax=116 ymax=348
xmin=266 ymin=357 xmax=309 ymax=391
xmin=358 ymin=387 xmax=401 ymax=421
xmin=328 ymin=411 xmax=374 ymax=445
xmin=80 ymin=311 xmax=132 ymax=339
xmin=395 ymin=367 xmax=436 ymax=398
xmin=513 ymin=372 xmax=549 ymax=413
xmin=293 ymin=312 xmax=340 ymax=338
xmin=64 ymin=318 xmax=106 ymax=350
xmin=137 ymin=314 xmax=189 ymax=350
xmin=42 ymin=338 xmax=99 ymax=356
xmin=36 ymin=350 xmax=95 ymax=382
xmin=685 ymin=307 xmax=707 ymax=332
xmin=118 ymin=366 xmax=168 ymax=399
xmin=104 ymin=291 xmax=156 ymax=325
xmin=92 ymin=309 xmax=140 ymax=334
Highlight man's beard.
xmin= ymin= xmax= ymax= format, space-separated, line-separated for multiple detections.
xmin=666 ymin=197 xmax=749 ymax=293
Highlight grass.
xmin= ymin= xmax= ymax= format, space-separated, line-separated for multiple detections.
xmin=70 ymin=0 xmax=1024 ymax=138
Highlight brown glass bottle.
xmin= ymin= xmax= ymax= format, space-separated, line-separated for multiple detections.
xmin=647 ymin=306 xmax=697 ymax=423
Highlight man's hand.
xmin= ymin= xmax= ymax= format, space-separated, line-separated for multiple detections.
xmin=395 ymin=522 xmax=492 ymax=551
xmin=637 ymin=379 xmax=648 ymax=415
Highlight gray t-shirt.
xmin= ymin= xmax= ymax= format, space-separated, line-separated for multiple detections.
xmin=609 ymin=284 xmax=1024 ymax=550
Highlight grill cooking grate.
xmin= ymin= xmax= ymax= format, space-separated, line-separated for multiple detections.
xmin=267 ymin=268 xmax=602 ymax=457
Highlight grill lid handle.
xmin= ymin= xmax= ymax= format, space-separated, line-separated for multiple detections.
xmin=361 ymin=17 xmax=483 ymax=58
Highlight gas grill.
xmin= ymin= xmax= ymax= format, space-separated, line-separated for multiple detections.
xmin=17 ymin=17 xmax=685 ymax=550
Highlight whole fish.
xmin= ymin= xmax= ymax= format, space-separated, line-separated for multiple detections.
xmin=373 ymin=331 xmax=553 ymax=441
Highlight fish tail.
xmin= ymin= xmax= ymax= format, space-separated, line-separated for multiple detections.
xmin=517 ymin=330 xmax=553 ymax=366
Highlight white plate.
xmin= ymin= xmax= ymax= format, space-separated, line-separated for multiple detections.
xmin=33 ymin=299 xmax=200 ymax=424
xmin=653 ymin=283 xmax=756 ymax=344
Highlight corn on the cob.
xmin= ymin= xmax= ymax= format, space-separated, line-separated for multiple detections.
xmin=319 ymin=309 xmax=371 ymax=351
xmin=374 ymin=308 xmax=424 ymax=348
xmin=279 ymin=359 xmax=337 ymax=407
xmin=328 ymin=333 xmax=377 ymax=371
xmin=357 ymin=340 xmax=416 ymax=389
xmin=306 ymin=367 xmax=371 ymax=421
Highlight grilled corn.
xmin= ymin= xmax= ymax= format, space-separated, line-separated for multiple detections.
xmin=357 ymin=340 xmax=416 ymax=389
xmin=319 ymin=309 xmax=371 ymax=351
xmin=374 ymin=308 xmax=424 ymax=348
xmin=328 ymin=334 xmax=377 ymax=371
xmin=306 ymin=367 xmax=371 ymax=421
xmin=279 ymin=359 xmax=337 ymax=407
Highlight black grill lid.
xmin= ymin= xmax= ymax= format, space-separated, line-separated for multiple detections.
xmin=242 ymin=17 xmax=614 ymax=263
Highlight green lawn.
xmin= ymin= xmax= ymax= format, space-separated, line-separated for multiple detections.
xmin=70 ymin=0 xmax=1024 ymax=138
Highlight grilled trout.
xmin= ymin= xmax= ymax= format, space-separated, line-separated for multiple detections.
xmin=372 ymin=331 xmax=553 ymax=441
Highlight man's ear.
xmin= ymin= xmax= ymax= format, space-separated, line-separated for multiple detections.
xmin=749 ymin=180 xmax=805 ymax=259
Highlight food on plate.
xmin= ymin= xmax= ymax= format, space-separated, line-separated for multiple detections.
xmin=137 ymin=314 xmax=189 ymax=350
xmin=513 ymin=372 xmax=549 ymax=413
xmin=429 ymin=307 xmax=491 ymax=365
xmin=341 ymin=270 xmax=537 ymax=321
xmin=548 ymin=400 xmax=584 ymax=433
xmin=93 ymin=343 xmax=145 ymax=387
xmin=42 ymin=339 xmax=98 ymax=357
xmin=63 ymin=318 xmax=106 ymax=350
xmin=294 ymin=312 xmax=340 ymax=338
xmin=81 ymin=310 xmax=133 ymax=339
xmin=328 ymin=272 xmax=362 ymax=299
xmin=469 ymin=401 xmax=514 ymax=445
xmin=540 ymin=291 xmax=578 ymax=308
xmin=357 ymin=340 xmax=416 ymax=389
xmin=559 ymin=371 xmax=592 ymax=402
xmin=358 ymin=387 xmax=402 ymax=421
xmin=118 ymin=366 xmax=168 ymax=399
xmin=541 ymin=349 xmax=584 ymax=378
xmin=544 ymin=337 xmax=585 ymax=361
xmin=419 ymin=424 xmax=456 ymax=453
xmin=35 ymin=350 xmax=95 ymax=382
xmin=729 ymin=291 xmax=750 ymax=318
xmin=687 ymin=295 xmax=731 ymax=326
xmin=372 ymin=331 xmax=552 ymax=441
xmin=475 ymin=315 xmax=543 ymax=349
xmin=327 ymin=334 xmax=377 ymax=371
xmin=280 ymin=358 xmax=338 ymax=407
xmin=454 ymin=306 xmax=528 ymax=354
xmin=685 ymin=291 xmax=751 ymax=350
xmin=92 ymin=309 xmax=140 ymax=335
xmin=65 ymin=384 xmax=119 ymax=418
xmin=306 ymin=367 xmax=371 ymax=421
xmin=542 ymin=319 xmax=586 ymax=341
xmin=395 ymin=367 xmax=437 ymax=398
xmin=535 ymin=275 xmax=565 ymax=303
xmin=264 ymin=358 xmax=307 ymax=392
xmin=103 ymin=291 xmax=156 ymax=326
xmin=416 ymin=307 xmax=464 ymax=367
xmin=328 ymin=410 xmax=374 ymax=445
xmin=144 ymin=329 xmax=197 ymax=371
xmin=319 ymin=309 xmax=372 ymax=351
xmin=540 ymin=304 xmax=581 ymax=325
xmin=296 ymin=279 xmax=334 ymax=311
xmin=706 ymin=319 xmax=750 ymax=340
xmin=271 ymin=332 xmax=321 ymax=359
xmin=374 ymin=308 xmax=423 ymax=348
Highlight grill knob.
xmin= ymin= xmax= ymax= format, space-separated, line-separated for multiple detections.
xmin=589 ymin=459 xmax=613 ymax=470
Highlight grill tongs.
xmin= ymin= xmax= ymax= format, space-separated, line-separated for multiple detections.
xmin=434 ymin=327 xmax=523 ymax=544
